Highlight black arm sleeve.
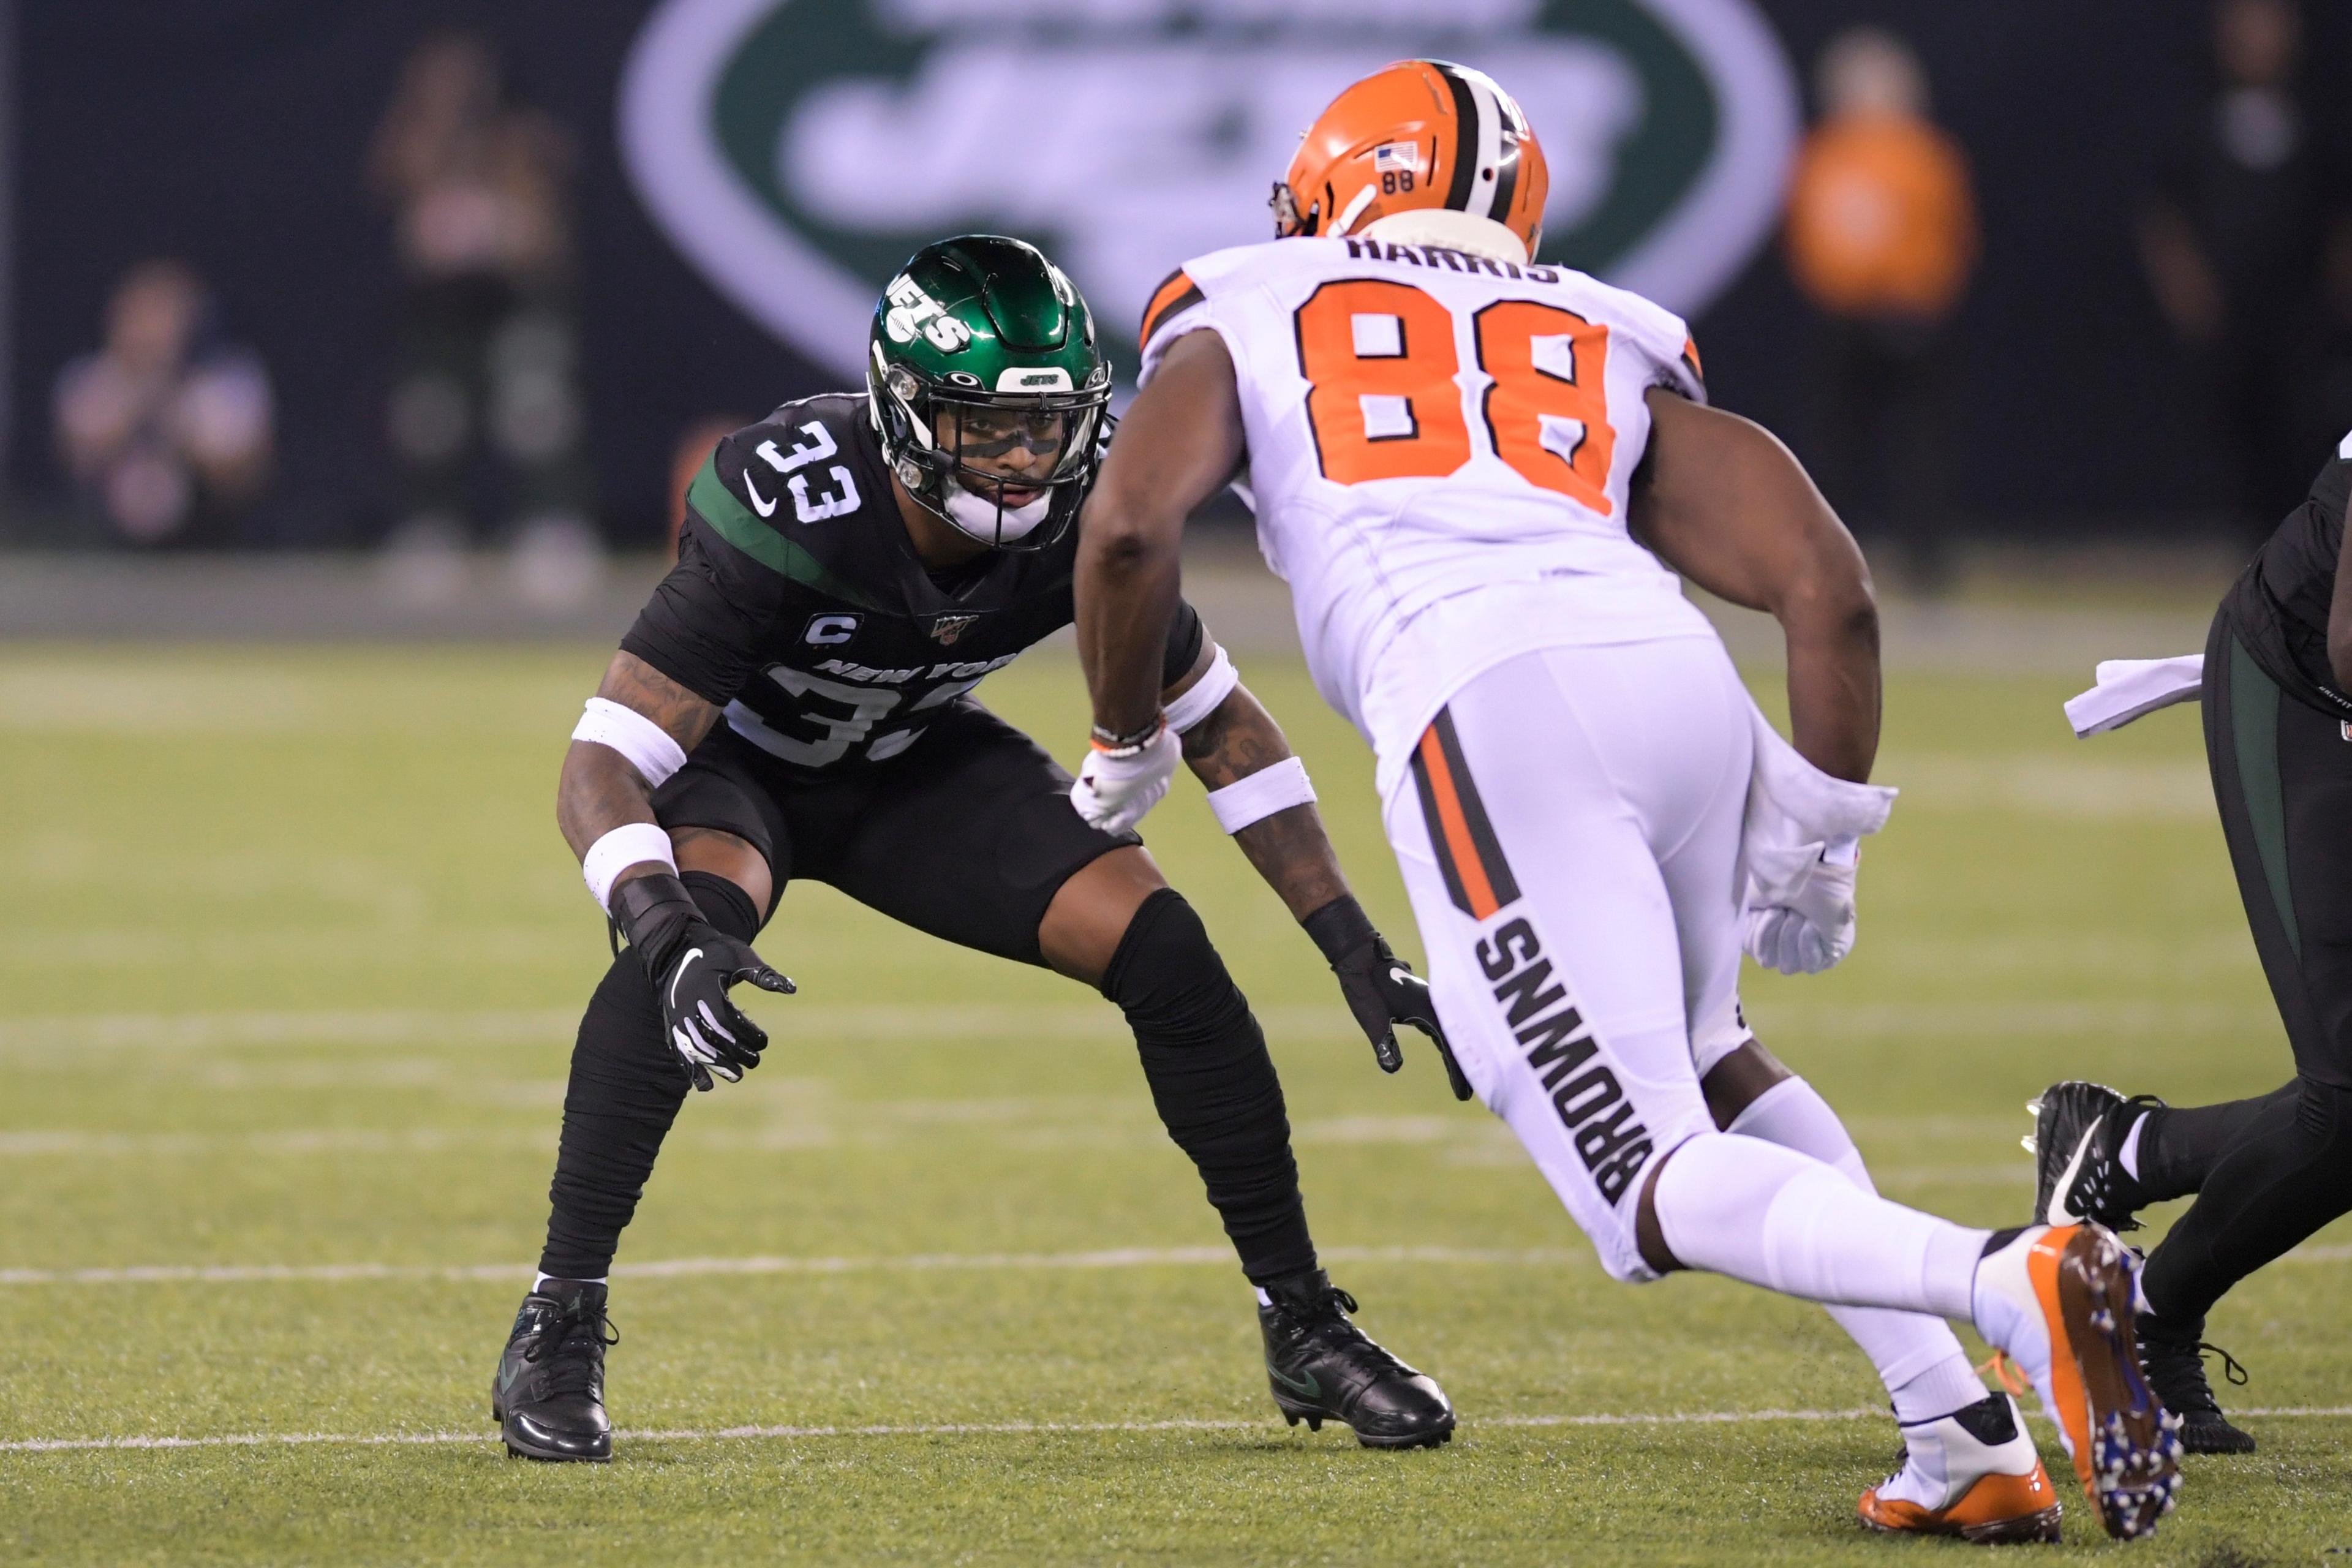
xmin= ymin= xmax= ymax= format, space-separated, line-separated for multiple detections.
xmin=618 ymin=518 xmax=786 ymax=706
xmin=1160 ymin=598 xmax=1207 ymax=693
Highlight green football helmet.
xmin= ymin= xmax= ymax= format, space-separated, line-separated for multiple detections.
xmin=867 ymin=235 xmax=1112 ymax=550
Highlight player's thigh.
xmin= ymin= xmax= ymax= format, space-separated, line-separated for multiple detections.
xmin=1384 ymin=659 xmax=1716 ymax=1283
xmin=1631 ymin=641 xmax=1756 ymax=1079
xmin=827 ymin=701 xmax=1140 ymax=967
xmin=2275 ymin=680 xmax=2352 ymax=1090
xmin=648 ymin=731 xmax=793 ymax=924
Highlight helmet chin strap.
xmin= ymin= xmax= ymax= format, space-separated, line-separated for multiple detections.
xmin=943 ymin=480 xmax=1052 ymax=545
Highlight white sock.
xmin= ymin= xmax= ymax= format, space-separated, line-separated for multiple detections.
xmin=533 ymin=1270 xmax=608 ymax=1292
xmin=2118 ymin=1111 xmax=2149 ymax=1181
xmin=1728 ymin=1079 xmax=1988 ymax=1423
xmin=1653 ymin=1131 xmax=1987 ymax=1321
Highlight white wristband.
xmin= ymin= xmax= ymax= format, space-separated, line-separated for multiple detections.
xmin=1206 ymin=756 xmax=1316 ymax=834
xmin=582 ymin=823 xmax=677 ymax=911
xmin=1163 ymin=644 xmax=1240 ymax=734
xmin=572 ymin=698 xmax=688 ymax=788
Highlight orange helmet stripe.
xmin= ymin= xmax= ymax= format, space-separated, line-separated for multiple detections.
xmin=1139 ymin=266 xmax=1205 ymax=350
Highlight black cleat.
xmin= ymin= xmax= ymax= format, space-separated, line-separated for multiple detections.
xmin=2138 ymin=1314 xmax=2256 ymax=1456
xmin=1259 ymin=1270 xmax=1454 ymax=1450
xmin=2024 ymin=1082 xmax=2160 ymax=1232
xmin=490 ymin=1280 xmax=617 ymax=1461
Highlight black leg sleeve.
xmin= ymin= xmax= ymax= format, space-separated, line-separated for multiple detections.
xmin=2141 ymin=1079 xmax=2352 ymax=1324
xmin=1102 ymin=888 xmax=1317 ymax=1286
xmin=538 ymin=871 xmax=763 ymax=1280
xmin=2136 ymin=1083 xmax=2301 ymax=1202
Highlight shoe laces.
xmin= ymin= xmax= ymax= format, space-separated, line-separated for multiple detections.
xmin=1275 ymin=1284 xmax=1403 ymax=1368
xmin=522 ymin=1303 xmax=619 ymax=1400
xmin=2139 ymin=1334 xmax=2247 ymax=1412
xmin=1877 ymin=1439 xmax=1912 ymax=1488
xmin=1975 ymin=1351 xmax=2030 ymax=1400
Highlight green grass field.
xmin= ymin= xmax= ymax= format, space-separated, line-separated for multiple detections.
xmin=1 ymin=641 xmax=2346 ymax=1565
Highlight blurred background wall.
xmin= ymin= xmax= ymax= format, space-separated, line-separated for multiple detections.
xmin=9 ymin=0 xmax=2350 ymax=567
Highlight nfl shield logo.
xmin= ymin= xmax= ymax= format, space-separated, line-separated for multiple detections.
xmin=929 ymin=614 xmax=980 ymax=646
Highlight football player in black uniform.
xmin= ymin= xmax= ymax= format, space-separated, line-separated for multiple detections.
xmin=490 ymin=236 xmax=1457 ymax=1461
xmin=2028 ymin=440 xmax=2352 ymax=1454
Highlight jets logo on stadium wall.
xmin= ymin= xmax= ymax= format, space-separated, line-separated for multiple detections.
xmin=620 ymin=0 xmax=1798 ymax=383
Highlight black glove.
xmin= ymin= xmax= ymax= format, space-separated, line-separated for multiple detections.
xmin=610 ymin=872 xmax=794 ymax=1091
xmin=1303 ymin=896 xmax=1471 ymax=1101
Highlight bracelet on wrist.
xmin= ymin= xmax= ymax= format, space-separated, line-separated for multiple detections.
xmin=1089 ymin=718 xmax=1166 ymax=755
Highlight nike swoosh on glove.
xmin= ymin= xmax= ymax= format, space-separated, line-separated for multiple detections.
xmin=1069 ymin=725 xmax=1180 ymax=834
xmin=610 ymin=872 xmax=794 ymax=1091
xmin=1305 ymin=895 xmax=1473 ymax=1100
xmin=1741 ymin=848 xmax=1856 ymax=976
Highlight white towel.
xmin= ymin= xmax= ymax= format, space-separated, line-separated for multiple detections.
xmin=1742 ymin=705 xmax=1899 ymax=910
xmin=2062 ymin=655 xmax=2206 ymax=738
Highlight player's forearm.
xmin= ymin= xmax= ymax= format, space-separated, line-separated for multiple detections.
xmin=1781 ymin=579 xmax=1882 ymax=784
xmin=1076 ymin=331 xmax=1248 ymax=738
xmin=1076 ymin=510 xmax=1183 ymax=738
xmin=1183 ymin=687 xmax=1351 ymax=920
xmin=1232 ymin=807 xmax=1352 ymax=922
xmin=556 ymin=744 xmax=662 ymax=864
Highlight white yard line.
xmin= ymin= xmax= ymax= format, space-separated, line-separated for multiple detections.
xmin=8 ymin=1404 xmax=2350 ymax=1457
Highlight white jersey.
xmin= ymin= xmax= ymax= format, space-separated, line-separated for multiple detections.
xmin=1137 ymin=235 xmax=1717 ymax=802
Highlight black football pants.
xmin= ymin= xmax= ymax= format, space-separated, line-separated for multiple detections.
xmin=537 ymin=717 xmax=1317 ymax=1287
xmin=2132 ymin=619 xmax=2352 ymax=1325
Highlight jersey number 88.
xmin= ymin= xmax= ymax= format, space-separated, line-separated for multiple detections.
xmin=1293 ymin=279 xmax=1616 ymax=515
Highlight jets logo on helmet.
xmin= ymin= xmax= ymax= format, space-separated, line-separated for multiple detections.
xmin=1272 ymin=60 xmax=1550 ymax=256
xmin=866 ymin=235 xmax=1112 ymax=552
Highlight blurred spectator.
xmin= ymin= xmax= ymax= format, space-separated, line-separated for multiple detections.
xmin=2142 ymin=0 xmax=2334 ymax=535
xmin=53 ymin=260 xmax=274 ymax=548
xmin=369 ymin=31 xmax=598 ymax=607
xmin=1784 ymin=26 xmax=1978 ymax=591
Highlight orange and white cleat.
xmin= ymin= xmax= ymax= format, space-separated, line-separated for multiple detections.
xmin=1858 ymin=1392 xmax=2063 ymax=1544
xmin=1971 ymin=1224 xmax=2183 ymax=1541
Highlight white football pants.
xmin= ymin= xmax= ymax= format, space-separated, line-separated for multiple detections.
xmin=1384 ymin=638 xmax=1988 ymax=1339
xmin=1385 ymin=636 xmax=1749 ymax=1278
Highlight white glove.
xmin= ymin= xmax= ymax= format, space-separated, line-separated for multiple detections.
xmin=1742 ymin=843 xmax=1858 ymax=975
xmin=1070 ymin=725 xmax=1182 ymax=834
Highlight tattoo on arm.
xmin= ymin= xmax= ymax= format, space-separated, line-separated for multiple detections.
xmin=556 ymin=652 xmax=722 ymax=862
xmin=598 ymin=652 xmax=723 ymax=753
xmin=1181 ymin=684 xmax=1351 ymax=921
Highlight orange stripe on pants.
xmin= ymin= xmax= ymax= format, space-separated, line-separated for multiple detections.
xmin=1418 ymin=725 xmax=1501 ymax=920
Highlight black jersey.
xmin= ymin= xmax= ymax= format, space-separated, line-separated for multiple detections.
xmin=622 ymin=392 xmax=1200 ymax=772
xmin=2221 ymin=447 xmax=2352 ymax=719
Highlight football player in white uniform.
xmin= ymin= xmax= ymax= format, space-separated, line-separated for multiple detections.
xmin=1069 ymin=61 xmax=2182 ymax=1543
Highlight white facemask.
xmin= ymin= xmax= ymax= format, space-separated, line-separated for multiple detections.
xmin=943 ymin=480 xmax=1052 ymax=544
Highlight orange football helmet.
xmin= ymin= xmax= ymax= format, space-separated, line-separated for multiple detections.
xmin=1272 ymin=60 xmax=1549 ymax=253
